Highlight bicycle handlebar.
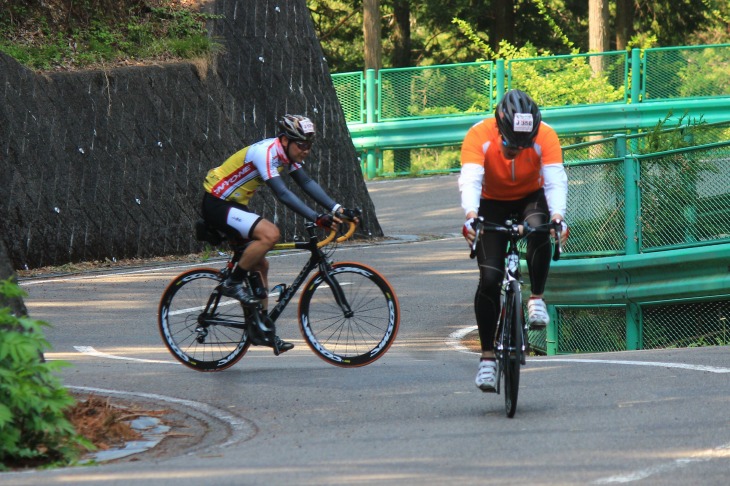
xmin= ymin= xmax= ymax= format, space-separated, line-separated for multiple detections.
xmin=469 ymin=217 xmax=562 ymax=261
xmin=317 ymin=220 xmax=357 ymax=248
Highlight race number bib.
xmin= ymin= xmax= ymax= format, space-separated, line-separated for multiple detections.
xmin=513 ymin=113 xmax=534 ymax=133
xmin=300 ymin=118 xmax=315 ymax=134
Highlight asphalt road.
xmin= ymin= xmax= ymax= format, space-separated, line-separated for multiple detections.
xmin=6 ymin=174 xmax=730 ymax=485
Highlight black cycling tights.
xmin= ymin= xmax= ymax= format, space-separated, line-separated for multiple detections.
xmin=474 ymin=190 xmax=552 ymax=352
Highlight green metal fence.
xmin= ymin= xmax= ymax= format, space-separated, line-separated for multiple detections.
xmin=332 ymin=71 xmax=364 ymax=123
xmin=642 ymin=44 xmax=730 ymax=101
xmin=333 ymin=44 xmax=730 ymax=126
xmin=333 ymin=45 xmax=730 ymax=356
xmin=527 ymin=133 xmax=730 ymax=355
xmin=333 ymin=43 xmax=730 ymax=178
xmin=378 ymin=62 xmax=494 ymax=121
xmin=508 ymin=51 xmax=629 ymax=107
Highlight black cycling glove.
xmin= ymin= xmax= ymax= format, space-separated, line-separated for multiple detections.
xmin=315 ymin=213 xmax=334 ymax=229
xmin=339 ymin=207 xmax=361 ymax=221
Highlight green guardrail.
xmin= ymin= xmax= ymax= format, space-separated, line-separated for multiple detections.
xmin=332 ymin=44 xmax=730 ymax=179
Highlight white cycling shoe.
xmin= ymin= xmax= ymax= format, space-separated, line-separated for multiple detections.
xmin=475 ymin=359 xmax=497 ymax=392
xmin=528 ymin=298 xmax=549 ymax=330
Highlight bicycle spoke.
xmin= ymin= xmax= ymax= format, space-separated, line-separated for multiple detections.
xmin=158 ymin=269 xmax=250 ymax=372
xmin=299 ymin=262 xmax=399 ymax=367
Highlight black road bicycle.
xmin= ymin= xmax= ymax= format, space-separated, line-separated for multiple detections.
xmin=158 ymin=216 xmax=400 ymax=371
xmin=470 ymin=216 xmax=562 ymax=417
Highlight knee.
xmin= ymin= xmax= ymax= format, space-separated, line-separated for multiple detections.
xmin=257 ymin=225 xmax=280 ymax=249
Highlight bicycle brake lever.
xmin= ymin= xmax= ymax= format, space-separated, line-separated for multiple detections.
xmin=469 ymin=221 xmax=481 ymax=259
xmin=552 ymin=221 xmax=562 ymax=262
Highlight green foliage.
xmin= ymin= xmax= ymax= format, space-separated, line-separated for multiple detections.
xmin=676 ymin=47 xmax=730 ymax=98
xmin=641 ymin=111 xmax=708 ymax=153
xmin=379 ymin=146 xmax=461 ymax=176
xmin=0 ymin=2 xmax=222 ymax=71
xmin=451 ymin=19 xmax=624 ymax=108
xmin=0 ymin=279 xmax=91 ymax=471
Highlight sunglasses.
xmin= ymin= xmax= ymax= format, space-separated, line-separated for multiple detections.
xmin=502 ymin=137 xmax=533 ymax=150
xmin=294 ymin=140 xmax=312 ymax=150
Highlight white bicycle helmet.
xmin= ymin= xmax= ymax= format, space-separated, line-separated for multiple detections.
xmin=278 ymin=114 xmax=316 ymax=141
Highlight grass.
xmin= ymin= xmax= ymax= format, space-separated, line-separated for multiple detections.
xmin=0 ymin=0 xmax=222 ymax=71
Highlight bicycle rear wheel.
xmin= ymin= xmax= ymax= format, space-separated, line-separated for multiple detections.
xmin=502 ymin=282 xmax=523 ymax=418
xmin=158 ymin=268 xmax=250 ymax=372
xmin=298 ymin=262 xmax=400 ymax=367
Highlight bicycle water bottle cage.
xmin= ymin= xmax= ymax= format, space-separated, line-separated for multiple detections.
xmin=271 ymin=283 xmax=287 ymax=303
xmin=507 ymin=253 xmax=520 ymax=273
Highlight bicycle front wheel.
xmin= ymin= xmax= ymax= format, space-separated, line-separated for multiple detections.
xmin=502 ymin=282 xmax=523 ymax=418
xmin=298 ymin=262 xmax=400 ymax=367
xmin=158 ymin=268 xmax=250 ymax=372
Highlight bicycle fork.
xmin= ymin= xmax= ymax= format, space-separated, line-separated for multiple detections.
xmin=320 ymin=264 xmax=354 ymax=318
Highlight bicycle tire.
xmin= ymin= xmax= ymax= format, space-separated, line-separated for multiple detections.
xmin=158 ymin=268 xmax=250 ymax=372
xmin=298 ymin=262 xmax=400 ymax=367
xmin=502 ymin=282 xmax=522 ymax=418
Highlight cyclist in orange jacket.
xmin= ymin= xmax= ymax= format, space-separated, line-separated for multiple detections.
xmin=459 ymin=90 xmax=568 ymax=391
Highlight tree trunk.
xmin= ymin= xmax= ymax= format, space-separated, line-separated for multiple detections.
xmin=363 ymin=0 xmax=382 ymax=71
xmin=589 ymin=0 xmax=609 ymax=73
xmin=491 ymin=0 xmax=515 ymax=55
xmin=391 ymin=0 xmax=411 ymax=67
xmin=391 ymin=0 xmax=412 ymax=173
xmin=615 ymin=0 xmax=632 ymax=50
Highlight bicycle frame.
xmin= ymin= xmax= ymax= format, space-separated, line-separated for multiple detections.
xmin=213 ymin=223 xmax=353 ymax=327
xmin=267 ymin=229 xmax=352 ymax=323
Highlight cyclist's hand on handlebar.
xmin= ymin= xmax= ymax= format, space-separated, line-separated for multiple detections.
xmin=462 ymin=213 xmax=478 ymax=245
xmin=550 ymin=215 xmax=569 ymax=246
xmin=337 ymin=207 xmax=361 ymax=224
xmin=316 ymin=213 xmax=335 ymax=229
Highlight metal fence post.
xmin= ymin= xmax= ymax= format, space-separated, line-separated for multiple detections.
xmin=630 ymin=48 xmax=642 ymax=103
xmin=626 ymin=302 xmax=642 ymax=350
xmin=365 ymin=69 xmax=377 ymax=179
xmin=546 ymin=306 xmax=559 ymax=355
xmin=496 ymin=59 xmax=505 ymax=102
xmin=620 ymin=141 xmax=640 ymax=256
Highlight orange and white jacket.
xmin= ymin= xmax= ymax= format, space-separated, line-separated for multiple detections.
xmin=458 ymin=117 xmax=567 ymax=218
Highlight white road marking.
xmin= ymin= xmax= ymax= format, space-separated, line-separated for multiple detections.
xmin=74 ymin=346 xmax=178 ymax=364
xmin=593 ymin=441 xmax=730 ymax=484
xmin=445 ymin=325 xmax=476 ymax=354
xmin=447 ymin=326 xmax=730 ymax=373
xmin=544 ymin=357 xmax=730 ymax=373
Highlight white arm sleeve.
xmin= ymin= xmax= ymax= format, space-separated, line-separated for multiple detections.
xmin=542 ymin=163 xmax=568 ymax=218
xmin=458 ymin=163 xmax=484 ymax=216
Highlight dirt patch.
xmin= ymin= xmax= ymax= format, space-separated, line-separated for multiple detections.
xmin=68 ymin=395 xmax=159 ymax=451
xmin=66 ymin=392 xmax=220 ymax=465
xmin=462 ymin=329 xmax=482 ymax=353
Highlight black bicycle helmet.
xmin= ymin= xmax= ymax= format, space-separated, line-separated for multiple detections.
xmin=495 ymin=89 xmax=542 ymax=148
xmin=278 ymin=114 xmax=316 ymax=141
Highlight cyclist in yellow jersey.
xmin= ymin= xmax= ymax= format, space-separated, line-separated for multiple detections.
xmin=201 ymin=114 xmax=359 ymax=351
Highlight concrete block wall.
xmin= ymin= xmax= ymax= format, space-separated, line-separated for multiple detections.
xmin=0 ymin=0 xmax=380 ymax=269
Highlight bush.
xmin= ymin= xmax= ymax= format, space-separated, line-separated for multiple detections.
xmin=0 ymin=279 xmax=92 ymax=471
